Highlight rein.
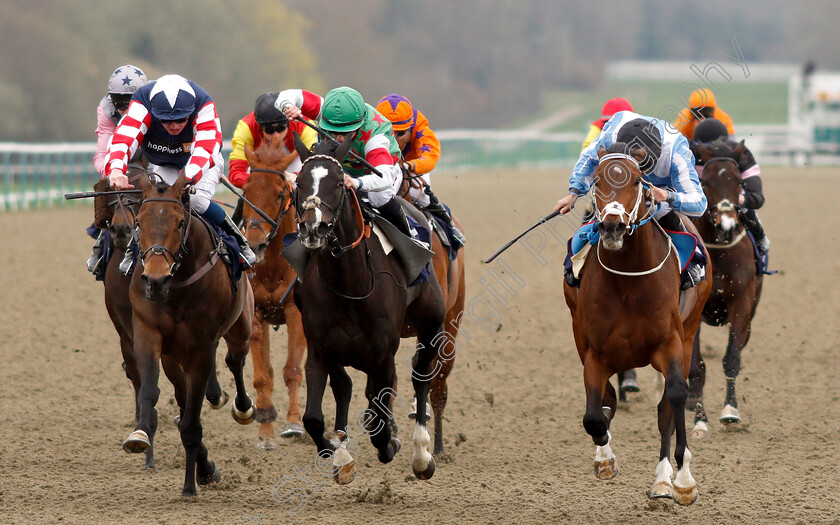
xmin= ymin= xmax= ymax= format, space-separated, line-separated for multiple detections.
xmin=242 ymin=168 xmax=295 ymax=245
xmin=596 ymin=218 xmax=676 ymax=277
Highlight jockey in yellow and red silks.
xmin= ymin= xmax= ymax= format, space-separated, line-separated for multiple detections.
xmin=376 ymin=94 xmax=465 ymax=249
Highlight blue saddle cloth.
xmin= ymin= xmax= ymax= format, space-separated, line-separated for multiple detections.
xmin=746 ymin=231 xmax=777 ymax=276
xmin=429 ymin=204 xmax=459 ymax=261
xmin=215 ymin=227 xmax=244 ymax=282
xmin=282 ymin=216 xmax=431 ymax=287
xmin=567 ymin=221 xmax=705 ymax=273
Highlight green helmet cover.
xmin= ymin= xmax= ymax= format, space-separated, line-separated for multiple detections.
xmin=320 ymin=87 xmax=366 ymax=133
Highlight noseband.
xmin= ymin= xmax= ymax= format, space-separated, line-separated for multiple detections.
xmin=138 ymin=197 xmax=191 ymax=275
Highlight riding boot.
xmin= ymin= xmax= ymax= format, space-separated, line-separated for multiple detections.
xmin=377 ymin=197 xmax=414 ymax=238
xmin=657 ymin=211 xmax=705 ymax=290
xmin=421 ymin=191 xmax=466 ymax=249
xmin=87 ymin=229 xmax=106 ymax=273
xmin=741 ymin=208 xmax=770 ymax=254
xmin=221 ymin=214 xmax=257 ymax=269
xmin=231 ymin=197 xmax=245 ymax=226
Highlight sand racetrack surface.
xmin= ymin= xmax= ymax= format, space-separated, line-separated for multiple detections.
xmin=1 ymin=166 xmax=839 ymax=524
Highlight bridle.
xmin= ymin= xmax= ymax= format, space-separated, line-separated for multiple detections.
xmin=137 ymin=196 xmax=192 ymax=276
xmin=106 ymin=166 xmax=147 ymax=227
xmin=296 ymin=154 xmax=370 ymax=258
xmin=241 ymin=168 xmax=294 ymax=246
xmin=703 ymin=156 xmax=747 ymax=249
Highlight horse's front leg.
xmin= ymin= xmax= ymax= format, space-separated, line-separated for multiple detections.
xmin=582 ymin=352 xmax=617 ymax=479
xmin=281 ymin=301 xmax=306 ymax=438
xmin=250 ymin=314 xmax=277 ymax=449
xmin=721 ymin=296 xmax=753 ymax=425
xmin=328 ymin=366 xmax=355 ymax=485
xmin=122 ymin=322 xmax=160 ymax=462
xmin=688 ymin=326 xmax=710 ymax=438
xmin=302 ymin=355 xmax=335 ymax=456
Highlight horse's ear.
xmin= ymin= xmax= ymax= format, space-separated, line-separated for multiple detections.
xmin=733 ymin=139 xmax=746 ymax=157
xmin=244 ymin=143 xmax=256 ymax=165
xmin=173 ymin=171 xmax=188 ymax=195
xmin=138 ymin=170 xmax=153 ymax=194
xmin=333 ymin=130 xmax=356 ymax=162
xmin=293 ymin=131 xmax=311 ymax=162
xmin=693 ymin=142 xmax=714 ymax=163
xmin=597 ymin=146 xmax=607 ymax=159
xmin=629 ymin=147 xmax=647 ymax=165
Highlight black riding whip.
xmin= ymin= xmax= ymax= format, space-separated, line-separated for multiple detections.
xmin=64 ymin=189 xmax=142 ymax=200
xmin=483 ymin=210 xmax=562 ymax=264
xmin=218 ymin=176 xmax=278 ymax=228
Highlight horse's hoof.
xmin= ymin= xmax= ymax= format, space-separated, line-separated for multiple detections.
xmin=197 ymin=462 xmax=221 ymax=485
xmin=122 ymin=430 xmax=150 ymax=454
xmin=413 ymin=454 xmax=436 ymax=480
xmin=650 ymin=480 xmax=674 ymax=499
xmin=673 ymin=483 xmax=698 ymax=505
xmin=279 ymin=422 xmax=304 ymax=438
xmin=720 ymin=405 xmax=741 ymax=424
xmin=253 ymin=432 xmax=275 ymax=450
xmin=391 ymin=437 xmax=402 ymax=455
xmin=333 ymin=460 xmax=356 ymax=485
xmin=408 ymin=402 xmax=432 ymax=422
xmin=207 ymin=390 xmax=229 ymax=410
xmin=692 ymin=420 xmax=709 ymax=440
xmin=594 ymin=458 xmax=619 ymax=480
xmin=620 ymin=378 xmax=640 ymax=393
xmin=686 ymin=395 xmax=702 ymax=410
xmin=231 ymin=398 xmax=256 ymax=425
xmin=181 ymin=488 xmax=198 ymax=498
xmin=173 ymin=415 xmax=181 ymax=427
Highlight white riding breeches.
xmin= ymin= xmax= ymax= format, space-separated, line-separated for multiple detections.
xmin=147 ymin=150 xmax=224 ymax=214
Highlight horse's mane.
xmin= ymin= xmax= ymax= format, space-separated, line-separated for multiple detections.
xmin=253 ymin=140 xmax=290 ymax=167
xmin=606 ymin=142 xmax=631 ymax=155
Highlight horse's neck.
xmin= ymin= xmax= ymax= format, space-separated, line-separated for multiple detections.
xmin=180 ymin=215 xmax=213 ymax=272
xmin=601 ymin=219 xmax=669 ymax=270
xmin=313 ymin=207 xmax=368 ymax=286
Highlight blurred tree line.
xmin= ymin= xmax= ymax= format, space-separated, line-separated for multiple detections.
xmin=1 ymin=0 xmax=838 ymax=142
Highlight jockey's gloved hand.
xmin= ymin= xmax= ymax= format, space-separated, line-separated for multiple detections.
xmin=400 ymin=160 xmax=414 ymax=175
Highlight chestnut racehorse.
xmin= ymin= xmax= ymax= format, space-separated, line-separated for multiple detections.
xmin=240 ymin=142 xmax=307 ymax=449
xmin=399 ymin=170 xmax=466 ymax=456
xmin=688 ymin=140 xmax=764 ymax=438
xmin=123 ymin=173 xmax=255 ymax=496
xmin=562 ymin=144 xmax=711 ymax=505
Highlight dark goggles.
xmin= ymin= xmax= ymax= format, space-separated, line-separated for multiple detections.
xmin=160 ymin=117 xmax=189 ymax=125
xmin=260 ymin=121 xmax=288 ymax=134
xmin=110 ymin=94 xmax=132 ymax=111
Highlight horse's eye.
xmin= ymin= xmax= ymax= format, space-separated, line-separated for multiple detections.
xmin=634 ymin=179 xmax=641 ymax=186
xmin=179 ymin=220 xmax=185 ymax=229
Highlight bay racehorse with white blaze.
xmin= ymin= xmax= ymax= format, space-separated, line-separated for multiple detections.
xmin=123 ymin=173 xmax=255 ymax=496
xmin=291 ymin=134 xmax=446 ymax=483
xmin=688 ymin=140 xmax=764 ymax=438
xmin=562 ymin=144 xmax=711 ymax=504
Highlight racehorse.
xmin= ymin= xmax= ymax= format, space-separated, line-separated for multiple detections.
xmin=399 ymin=170 xmax=466 ymax=456
xmin=562 ymin=144 xmax=711 ymax=504
xmin=97 ymin=164 xmax=230 ymax=471
xmin=688 ymin=140 xmax=764 ymax=437
xmin=122 ymin=172 xmax=255 ymax=496
xmin=291 ymin=134 xmax=446 ymax=483
xmin=240 ymin=141 xmax=307 ymax=449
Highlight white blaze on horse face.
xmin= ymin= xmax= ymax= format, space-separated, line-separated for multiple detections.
xmin=309 ymin=166 xmax=329 ymax=225
xmin=720 ymin=213 xmax=737 ymax=231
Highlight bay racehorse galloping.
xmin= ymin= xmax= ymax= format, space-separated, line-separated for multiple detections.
xmin=688 ymin=141 xmax=764 ymax=438
xmin=563 ymin=145 xmax=711 ymax=504
xmin=292 ymin=135 xmax=446 ymax=483
xmin=122 ymin=173 xmax=255 ymax=496
xmin=98 ymin=165 xmax=228 ymax=471
xmin=399 ymin=170 xmax=466 ymax=456
xmin=240 ymin=142 xmax=307 ymax=449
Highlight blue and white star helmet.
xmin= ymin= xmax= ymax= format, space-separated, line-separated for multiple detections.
xmin=107 ymin=65 xmax=148 ymax=95
xmin=148 ymin=74 xmax=196 ymax=120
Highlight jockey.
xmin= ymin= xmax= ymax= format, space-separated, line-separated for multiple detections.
xmin=555 ymin=112 xmax=708 ymax=289
xmin=673 ymin=88 xmax=736 ymax=140
xmin=582 ymin=97 xmax=633 ymax=151
xmin=691 ymin=118 xmax=770 ymax=254
xmin=276 ymin=86 xmax=416 ymax=239
xmin=87 ymin=65 xmax=149 ymax=274
xmin=228 ymin=92 xmax=318 ymax=188
xmin=106 ymin=74 xmax=257 ymax=273
xmin=375 ymin=94 xmax=466 ymax=249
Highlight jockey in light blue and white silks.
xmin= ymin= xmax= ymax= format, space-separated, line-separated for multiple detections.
xmin=568 ymin=111 xmax=706 ymax=219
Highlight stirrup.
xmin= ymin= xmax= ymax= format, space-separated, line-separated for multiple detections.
xmin=238 ymin=243 xmax=257 ymax=269
xmin=757 ymin=235 xmax=771 ymax=254
xmin=681 ymin=265 xmax=705 ymax=290
xmin=449 ymin=226 xmax=466 ymax=249
xmin=119 ymin=247 xmax=135 ymax=275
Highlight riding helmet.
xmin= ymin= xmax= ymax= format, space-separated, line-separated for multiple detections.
xmin=688 ymin=88 xmax=716 ymax=109
xmin=107 ymin=65 xmax=148 ymax=95
xmin=254 ymin=92 xmax=289 ymax=125
xmin=376 ymin=94 xmax=416 ymax=131
xmin=320 ymin=87 xmax=366 ymax=133
xmin=148 ymin=75 xmax=196 ymax=121
xmin=600 ymin=97 xmax=633 ymax=119
xmin=616 ymin=118 xmax=662 ymax=172
xmin=693 ymin=118 xmax=729 ymax=143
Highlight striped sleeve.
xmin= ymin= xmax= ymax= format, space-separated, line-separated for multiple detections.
xmin=184 ymin=101 xmax=223 ymax=183
xmin=667 ymin=137 xmax=707 ymax=216
xmin=105 ymin=100 xmax=149 ymax=176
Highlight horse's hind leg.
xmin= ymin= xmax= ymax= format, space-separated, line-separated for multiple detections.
xmin=204 ymin=342 xmax=229 ymax=410
xmin=582 ymin=353 xmax=617 ymax=479
xmin=721 ymin=301 xmax=752 ymax=425
xmin=429 ymin=356 xmax=453 ymax=457
xmin=364 ymin=359 xmax=402 ymax=467
xmin=688 ymin=327 xmax=710 ymax=438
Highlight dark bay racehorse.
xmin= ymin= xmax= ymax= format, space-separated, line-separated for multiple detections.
xmin=688 ymin=140 xmax=764 ymax=437
xmin=122 ymin=173 xmax=255 ymax=496
xmin=98 ymin=165 xmax=228 ymax=471
xmin=240 ymin=142 xmax=307 ymax=449
xmin=399 ymin=171 xmax=466 ymax=456
xmin=563 ymin=145 xmax=711 ymax=505
xmin=292 ymin=135 xmax=446 ymax=483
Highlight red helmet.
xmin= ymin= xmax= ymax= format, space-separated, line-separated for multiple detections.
xmin=601 ymin=97 xmax=633 ymax=119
